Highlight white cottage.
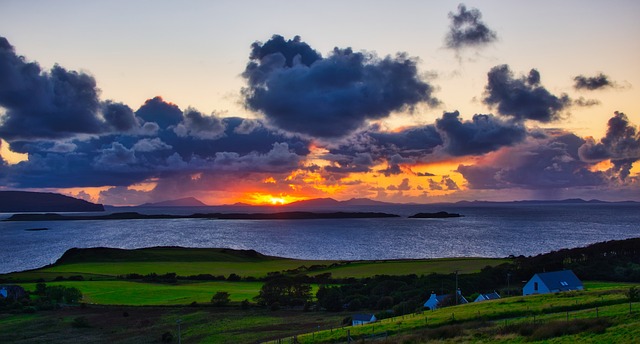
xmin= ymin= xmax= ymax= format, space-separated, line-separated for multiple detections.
xmin=523 ymin=270 xmax=583 ymax=296
xmin=474 ymin=291 xmax=501 ymax=302
xmin=424 ymin=290 xmax=468 ymax=310
xmin=352 ymin=314 xmax=376 ymax=326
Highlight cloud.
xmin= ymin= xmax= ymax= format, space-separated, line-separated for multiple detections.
xmin=416 ymin=171 xmax=435 ymax=177
xmin=173 ymin=108 xmax=226 ymax=140
xmin=435 ymin=110 xmax=527 ymax=156
xmin=135 ymin=96 xmax=183 ymax=129
xmin=458 ymin=133 xmax=607 ymax=190
xmin=445 ymin=4 xmax=498 ymax=50
xmin=386 ymin=178 xmax=411 ymax=191
xmin=578 ymin=112 xmax=640 ymax=180
xmin=242 ymin=34 xmax=439 ymax=138
xmin=573 ymin=73 xmax=614 ymax=90
xmin=428 ymin=179 xmax=443 ymax=190
xmin=573 ymin=97 xmax=601 ymax=107
xmin=483 ymin=65 xmax=570 ymax=122
xmin=0 ymin=36 xmax=105 ymax=140
xmin=103 ymin=101 xmax=138 ymax=131
xmin=132 ymin=138 xmax=172 ymax=152
xmin=442 ymin=176 xmax=460 ymax=190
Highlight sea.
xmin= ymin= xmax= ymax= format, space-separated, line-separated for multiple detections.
xmin=1 ymin=202 xmax=639 ymax=274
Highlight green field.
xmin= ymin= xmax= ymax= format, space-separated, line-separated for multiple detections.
xmin=292 ymin=282 xmax=640 ymax=343
xmin=312 ymin=257 xmax=509 ymax=278
xmin=20 ymin=280 xmax=264 ymax=305
xmin=4 ymin=247 xmax=508 ymax=283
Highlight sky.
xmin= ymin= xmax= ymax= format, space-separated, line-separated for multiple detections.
xmin=0 ymin=0 xmax=639 ymax=205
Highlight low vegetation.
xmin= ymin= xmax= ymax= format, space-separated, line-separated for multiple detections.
xmin=1 ymin=237 xmax=639 ymax=343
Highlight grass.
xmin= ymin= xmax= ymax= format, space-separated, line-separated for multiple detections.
xmin=20 ymin=280 xmax=264 ymax=305
xmin=312 ymin=257 xmax=509 ymax=278
xmin=290 ymin=282 xmax=640 ymax=343
xmin=0 ymin=306 xmax=350 ymax=344
xmin=3 ymin=256 xmax=508 ymax=283
xmin=18 ymin=281 xmax=324 ymax=306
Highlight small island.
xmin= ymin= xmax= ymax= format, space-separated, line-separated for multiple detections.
xmin=409 ymin=211 xmax=463 ymax=218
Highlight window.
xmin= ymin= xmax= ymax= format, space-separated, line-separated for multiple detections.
xmin=534 ymin=282 xmax=538 ymax=291
xmin=560 ymin=281 xmax=568 ymax=286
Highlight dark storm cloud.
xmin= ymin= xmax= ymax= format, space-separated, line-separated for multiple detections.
xmin=369 ymin=125 xmax=443 ymax=157
xmin=103 ymin=101 xmax=138 ymax=131
xmin=435 ymin=110 xmax=527 ymax=156
xmin=1 ymin=106 xmax=311 ymax=188
xmin=135 ymin=96 xmax=183 ymax=129
xmin=242 ymin=34 xmax=439 ymax=138
xmin=0 ymin=36 xmax=105 ymax=140
xmin=458 ymin=133 xmax=607 ymax=190
xmin=573 ymin=73 xmax=613 ymax=91
xmin=323 ymin=110 xmax=528 ymax=175
xmin=578 ymin=112 xmax=640 ymax=180
xmin=483 ymin=65 xmax=571 ymax=122
xmin=445 ymin=4 xmax=498 ymax=50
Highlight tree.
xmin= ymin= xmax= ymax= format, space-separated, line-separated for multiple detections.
xmin=63 ymin=287 xmax=83 ymax=304
xmin=255 ymin=276 xmax=312 ymax=308
xmin=316 ymin=286 xmax=343 ymax=312
xmin=211 ymin=291 xmax=231 ymax=306
xmin=627 ymin=286 xmax=639 ymax=302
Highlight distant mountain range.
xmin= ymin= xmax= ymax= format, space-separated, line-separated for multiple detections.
xmin=285 ymin=197 xmax=393 ymax=207
xmin=138 ymin=197 xmax=208 ymax=207
xmin=282 ymin=197 xmax=637 ymax=208
xmin=0 ymin=191 xmax=104 ymax=212
xmin=1 ymin=191 xmax=637 ymax=214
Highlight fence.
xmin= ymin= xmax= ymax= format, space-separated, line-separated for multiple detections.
xmin=262 ymin=300 xmax=637 ymax=344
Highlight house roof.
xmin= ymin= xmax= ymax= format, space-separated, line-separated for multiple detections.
xmin=352 ymin=314 xmax=375 ymax=322
xmin=433 ymin=292 xmax=468 ymax=304
xmin=535 ymin=270 xmax=583 ymax=291
xmin=480 ymin=292 xmax=501 ymax=300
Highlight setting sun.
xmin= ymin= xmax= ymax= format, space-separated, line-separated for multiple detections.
xmin=248 ymin=193 xmax=307 ymax=206
xmin=269 ymin=197 xmax=286 ymax=205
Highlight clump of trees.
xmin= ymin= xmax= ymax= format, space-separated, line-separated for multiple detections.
xmin=211 ymin=291 xmax=231 ymax=306
xmin=254 ymin=276 xmax=312 ymax=309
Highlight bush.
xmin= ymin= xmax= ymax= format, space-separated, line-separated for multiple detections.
xmin=227 ymin=273 xmax=242 ymax=281
xmin=627 ymin=286 xmax=639 ymax=302
xmin=211 ymin=291 xmax=231 ymax=306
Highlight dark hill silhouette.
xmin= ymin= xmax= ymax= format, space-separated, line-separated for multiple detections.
xmin=0 ymin=191 xmax=104 ymax=213
xmin=139 ymin=197 xmax=207 ymax=207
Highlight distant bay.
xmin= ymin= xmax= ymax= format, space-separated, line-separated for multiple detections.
xmin=1 ymin=202 xmax=639 ymax=274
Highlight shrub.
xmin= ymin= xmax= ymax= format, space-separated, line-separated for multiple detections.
xmin=627 ymin=286 xmax=639 ymax=302
xmin=211 ymin=291 xmax=231 ymax=306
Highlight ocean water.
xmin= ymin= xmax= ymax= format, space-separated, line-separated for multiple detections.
xmin=1 ymin=203 xmax=638 ymax=274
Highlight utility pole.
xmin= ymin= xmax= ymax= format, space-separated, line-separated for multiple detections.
xmin=454 ymin=269 xmax=459 ymax=305
xmin=507 ymin=272 xmax=512 ymax=297
xmin=177 ymin=319 xmax=182 ymax=344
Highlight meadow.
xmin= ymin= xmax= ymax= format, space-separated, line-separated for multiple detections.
xmin=2 ymin=245 xmax=639 ymax=343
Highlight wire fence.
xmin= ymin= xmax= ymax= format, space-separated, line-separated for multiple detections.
xmin=262 ymin=300 xmax=637 ymax=344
